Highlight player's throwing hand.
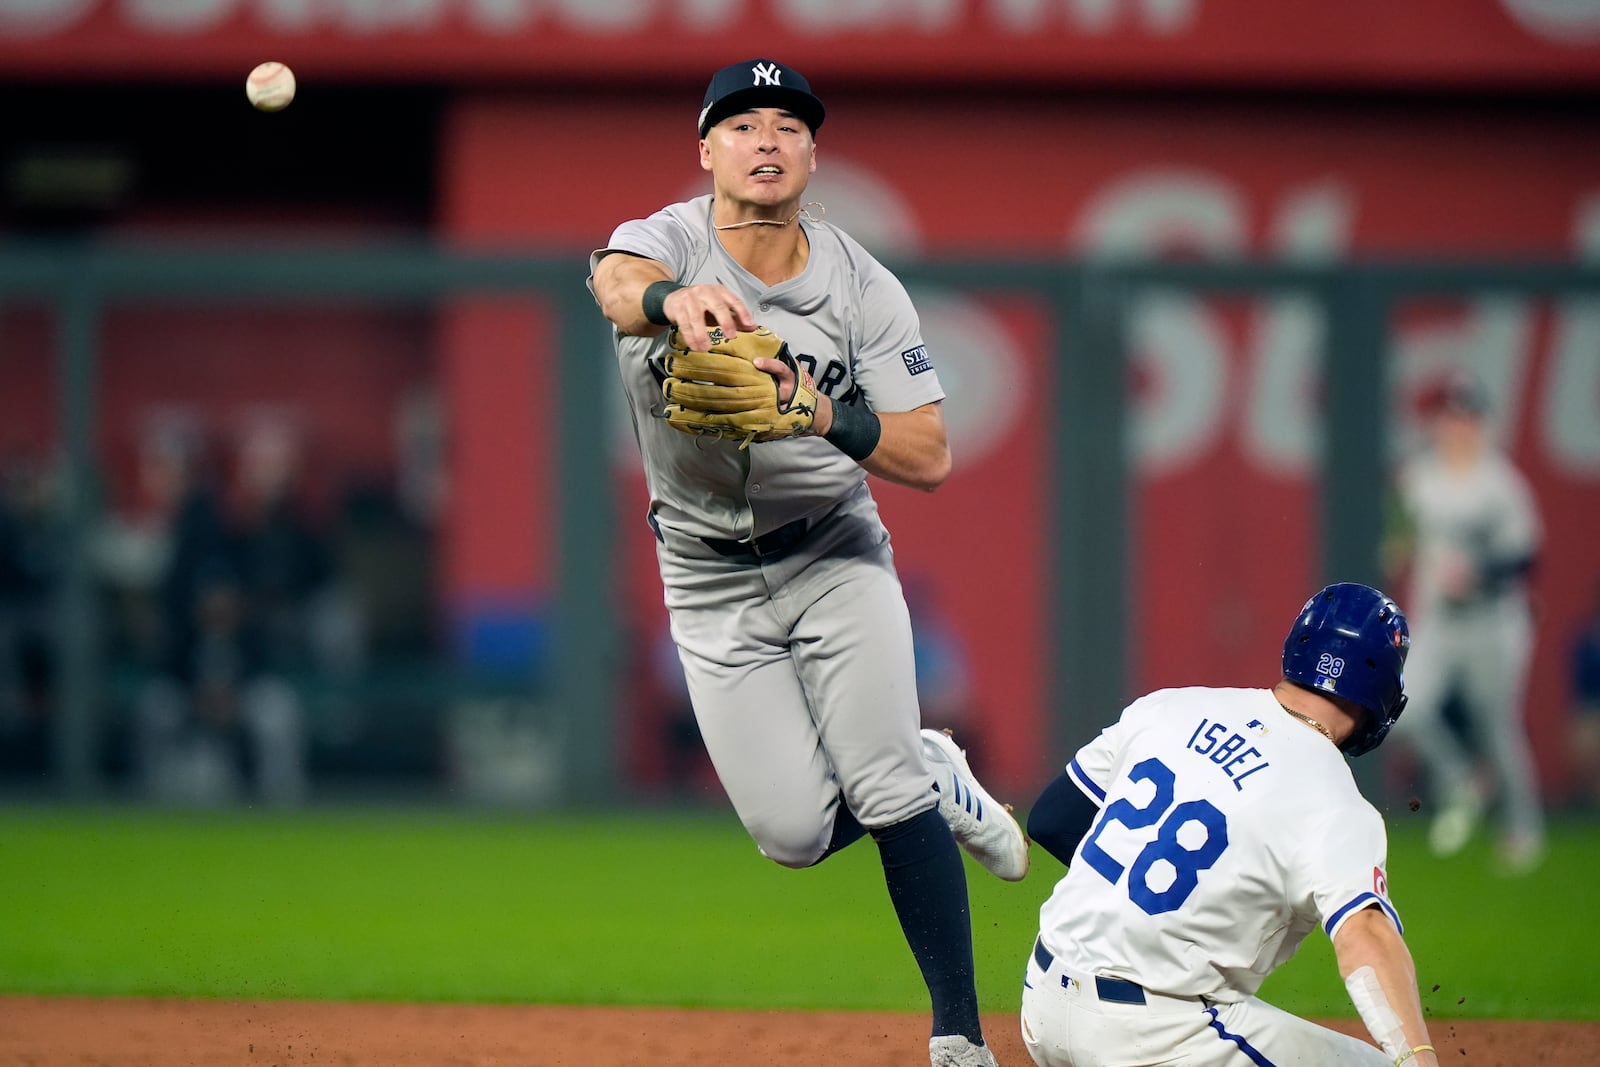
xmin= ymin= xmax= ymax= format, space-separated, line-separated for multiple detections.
xmin=657 ymin=283 xmax=756 ymax=353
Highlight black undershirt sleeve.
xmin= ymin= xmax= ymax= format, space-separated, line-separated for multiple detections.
xmin=1026 ymin=770 xmax=1103 ymax=867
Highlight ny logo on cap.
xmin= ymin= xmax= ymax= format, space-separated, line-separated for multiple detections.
xmin=751 ymin=62 xmax=782 ymax=86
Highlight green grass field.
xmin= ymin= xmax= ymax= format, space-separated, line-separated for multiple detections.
xmin=2 ymin=806 xmax=1596 ymax=1020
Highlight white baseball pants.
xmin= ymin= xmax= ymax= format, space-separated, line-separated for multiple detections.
xmin=1020 ymin=941 xmax=1389 ymax=1067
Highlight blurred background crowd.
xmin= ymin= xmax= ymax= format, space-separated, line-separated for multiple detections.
xmin=2 ymin=2 xmax=1598 ymax=865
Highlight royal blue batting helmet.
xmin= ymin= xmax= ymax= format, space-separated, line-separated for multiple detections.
xmin=1282 ymin=583 xmax=1410 ymax=757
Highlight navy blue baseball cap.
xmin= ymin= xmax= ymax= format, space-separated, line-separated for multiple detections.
xmin=698 ymin=58 xmax=825 ymax=138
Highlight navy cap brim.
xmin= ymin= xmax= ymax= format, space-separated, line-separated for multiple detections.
xmin=698 ymin=86 xmax=825 ymax=138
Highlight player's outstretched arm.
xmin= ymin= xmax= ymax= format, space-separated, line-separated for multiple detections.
xmin=591 ymin=252 xmax=754 ymax=347
xmin=1332 ymin=907 xmax=1440 ymax=1067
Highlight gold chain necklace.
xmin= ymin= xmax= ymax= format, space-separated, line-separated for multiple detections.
xmin=713 ymin=201 xmax=827 ymax=230
xmin=1279 ymin=702 xmax=1335 ymax=744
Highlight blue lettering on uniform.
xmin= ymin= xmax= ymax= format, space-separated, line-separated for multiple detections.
xmin=1185 ymin=718 xmax=1269 ymax=791
xmin=1210 ymin=733 xmax=1246 ymax=764
xmin=1223 ymin=748 xmax=1262 ymax=778
xmin=1189 ymin=721 xmax=1228 ymax=757
xmin=1229 ymin=759 xmax=1270 ymax=790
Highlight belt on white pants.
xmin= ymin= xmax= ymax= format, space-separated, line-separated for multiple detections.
xmin=1032 ymin=938 xmax=1207 ymax=1013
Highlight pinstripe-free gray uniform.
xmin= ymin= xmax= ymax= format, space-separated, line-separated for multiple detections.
xmin=588 ymin=194 xmax=945 ymax=864
xmin=1393 ymin=444 xmax=1543 ymax=854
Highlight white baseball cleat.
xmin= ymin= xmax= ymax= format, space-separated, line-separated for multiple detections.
xmin=922 ymin=728 xmax=1029 ymax=882
xmin=930 ymin=1034 xmax=1000 ymax=1067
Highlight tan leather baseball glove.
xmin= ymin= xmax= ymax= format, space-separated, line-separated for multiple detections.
xmin=661 ymin=326 xmax=819 ymax=448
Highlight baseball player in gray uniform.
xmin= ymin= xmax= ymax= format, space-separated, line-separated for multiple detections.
xmin=1020 ymin=584 xmax=1439 ymax=1067
xmin=1387 ymin=374 xmax=1544 ymax=871
xmin=587 ymin=57 xmax=1028 ymax=1067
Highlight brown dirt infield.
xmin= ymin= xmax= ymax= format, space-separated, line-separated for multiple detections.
xmin=1 ymin=997 xmax=1593 ymax=1065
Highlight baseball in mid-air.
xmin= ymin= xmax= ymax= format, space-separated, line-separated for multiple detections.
xmin=246 ymin=62 xmax=296 ymax=112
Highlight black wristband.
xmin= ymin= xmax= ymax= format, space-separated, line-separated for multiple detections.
xmin=823 ymin=400 xmax=882 ymax=462
xmin=641 ymin=281 xmax=685 ymax=327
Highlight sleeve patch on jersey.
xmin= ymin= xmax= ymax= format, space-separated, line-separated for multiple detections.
xmin=900 ymin=344 xmax=933 ymax=376
xmin=1067 ymin=758 xmax=1107 ymax=803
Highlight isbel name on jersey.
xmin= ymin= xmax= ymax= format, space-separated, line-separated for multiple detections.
xmin=1185 ymin=717 xmax=1271 ymax=791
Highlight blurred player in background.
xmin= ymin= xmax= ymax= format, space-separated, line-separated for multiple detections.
xmin=1019 ymin=583 xmax=1437 ymax=1067
xmin=1386 ymin=373 xmax=1544 ymax=871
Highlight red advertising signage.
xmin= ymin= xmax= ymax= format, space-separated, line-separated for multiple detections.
xmin=3 ymin=0 xmax=1600 ymax=87
xmin=442 ymin=92 xmax=1599 ymax=790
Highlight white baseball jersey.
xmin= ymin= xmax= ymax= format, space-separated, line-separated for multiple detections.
xmin=1397 ymin=448 xmax=1539 ymax=623
xmin=587 ymin=194 xmax=945 ymax=541
xmin=1039 ymin=686 xmax=1401 ymax=1002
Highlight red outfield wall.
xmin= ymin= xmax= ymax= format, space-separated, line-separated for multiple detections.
xmin=4 ymin=3 xmax=1598 ymax=795
xmin=439 ymin=93 xmax=1600 ymax=791
xmin=3 ymin=0 xmax=1600 ymax=88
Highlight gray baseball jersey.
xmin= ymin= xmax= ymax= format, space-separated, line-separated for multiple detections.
xmin=588 ymin=194 xmax=945 ymax=541
xmin=1397 ymin=448 xmax=1539 ymax=622
xmin=586 ymin=193 xmax=949 ymax=856
xmin=1393 ymin=446 xmax=1544 ymax=851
